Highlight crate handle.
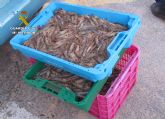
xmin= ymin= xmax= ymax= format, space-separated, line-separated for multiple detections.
xmin=42 ymin=82 xmax=76 ymax=100
xmin=42 ymin=82 xmax=62 ymax=95
xmin=109 ymin=33 xmax=128 ymax=55
xmin=29 ymin=15 xmax=43 ymax=27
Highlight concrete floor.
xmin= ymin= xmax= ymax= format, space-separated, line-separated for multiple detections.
xmin=64 ymin=0 xmax=135 ymax=6
xmin=0 ymin=0 xmax=165 ymax=119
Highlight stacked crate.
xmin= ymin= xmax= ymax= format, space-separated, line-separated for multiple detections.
xmin=89 ymin=45 xmax=140 ymax=119
xmin=10 ymin=2 xmax=141 ymax=118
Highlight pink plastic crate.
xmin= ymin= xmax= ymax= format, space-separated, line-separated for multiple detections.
xmin=28 ymin=58 xmax=36 ymax=64
xmin=89 ymin=45 xmax=140 ymax=119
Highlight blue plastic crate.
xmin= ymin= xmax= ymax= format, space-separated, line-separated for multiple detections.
xmin=0 ymin=0 xmax=46 ymax=45
xmin=10 ymin=2 xmax=141 ymax=82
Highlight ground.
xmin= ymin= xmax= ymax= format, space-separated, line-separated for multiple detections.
xmin=0 ymin=0 xmax=165 ymax=119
